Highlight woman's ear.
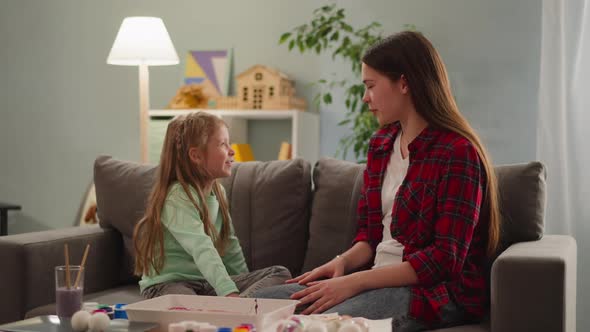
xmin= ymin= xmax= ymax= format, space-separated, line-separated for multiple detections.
xmin=188 ymin=147 xmax=202 ymax=164
xmin=399 ymin=74 xmax=410 ymax=94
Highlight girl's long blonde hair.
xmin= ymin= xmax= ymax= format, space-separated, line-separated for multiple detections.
xmin=363 ymin=31 xmax=500 ymax=255
xmin=133 ymin=112 xmax=232 ymax=276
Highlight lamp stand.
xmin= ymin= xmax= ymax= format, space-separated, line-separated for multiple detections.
xmin=138 ymin=63 xmax=150 ymax=163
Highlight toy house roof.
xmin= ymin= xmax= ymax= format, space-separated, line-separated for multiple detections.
xmin=236 ymin=64 xmax=291 ymax=81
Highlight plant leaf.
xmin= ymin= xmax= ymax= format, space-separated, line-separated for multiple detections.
xmin=279 ymin=32 xmax=292 ymax=44
xmin=341 ymin=22 xmax=353 ymax=32
xmin=297 ymin=39 xmax=305 ymax=53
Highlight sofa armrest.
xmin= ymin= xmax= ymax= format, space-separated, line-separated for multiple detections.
xmin=491 ymin=235 xmax=576 ymax=332
xmin=0 ymin=225 xmax=125 ymax=324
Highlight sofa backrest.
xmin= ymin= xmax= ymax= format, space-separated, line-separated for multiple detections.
xmin=301 ymin=158 xmax=547 ymax=272
xmin=94 ymin=155 xmax=547 ymax=281
xmin=94 ymin=156 xmax=311 ymax=280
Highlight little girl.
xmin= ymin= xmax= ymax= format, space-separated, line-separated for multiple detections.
xmin=133 ymin=112 xmax=291 ymax=298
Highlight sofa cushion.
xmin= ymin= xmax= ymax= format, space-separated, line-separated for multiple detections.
xmin=94 ymin=156 xmax=157 ymax=282
xmin=302 ymin=158 xmax=365 ymax=272
xmin=302 ymin=158 xmax=546 ymax=271
xmin=94 ymin=156 xmax=157 ymax=240
xmin=495 ymin=162 xmax=546 ymax=248
xmin=219 ymin=159 xmax=312 ymax=276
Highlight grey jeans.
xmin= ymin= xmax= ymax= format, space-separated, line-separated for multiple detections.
xmin=142 ymin=265 xmax=291 ymax=299
xmin=252 ymin=283 xmax=465 ymax=332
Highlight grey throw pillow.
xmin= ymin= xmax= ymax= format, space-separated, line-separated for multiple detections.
xmin=302 ymin=158 xmax=365 ymax=272
xmin=219 ymin=159 xmax=312 ymax=276
xmin=94 ymin=156 xmax=157 ymax=239
xmin=495 ymin=162 xmax=546 ymax=249
xmin=94 ymin=156 xmax=157 ymax=282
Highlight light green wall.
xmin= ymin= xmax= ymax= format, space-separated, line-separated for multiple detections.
xmin=319 ymin=1 xmax=542 ymax=164
xmin=0 ymin=0 xmax=543 ymax=233
xmin=0 ymin=0 xmax=323 ymax=234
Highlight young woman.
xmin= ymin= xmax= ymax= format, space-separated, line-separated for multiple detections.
xmin=254 ymin=31 xmax=500 ymax=331
xmin=134 ymin=112 xmax=291 ymax=299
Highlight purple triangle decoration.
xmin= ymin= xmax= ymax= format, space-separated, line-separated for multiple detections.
xmin=185 ymin=77 xmax=205 ymax=85
xmin=191 ymin=50 xmax=227 ymax=95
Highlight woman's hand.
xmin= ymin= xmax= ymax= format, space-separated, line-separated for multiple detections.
xmin=291 ymin=274 xmax=363 ymax=314
xmin=286 ymin=256 xmax=347 ymax=285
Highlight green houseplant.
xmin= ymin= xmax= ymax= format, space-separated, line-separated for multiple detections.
xmin=280 ymin=5 xmax=413 ymax=161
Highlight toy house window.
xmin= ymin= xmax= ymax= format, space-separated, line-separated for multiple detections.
xmin=269 ymin=86 xmax=274 ymax=97
xmin=253 ymin=88 xmax=263 ymax=109
xmin=255 ymin=73 xmax=263 ymax=81
xmin=243 ymin=87 xmax=248 ymax=101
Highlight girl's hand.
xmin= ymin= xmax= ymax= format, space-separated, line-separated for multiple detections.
xmin=291 ymin=275 xmax=363 ymax=314
xmin=225 ymin=293 xmax=240 ymax=297
xmin=286 ymin=256 xmax=346 ymax=285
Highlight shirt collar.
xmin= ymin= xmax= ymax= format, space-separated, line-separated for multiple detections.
xmin=377 ymin=121 xmax=438 ymax=155
xmin=408 ymin=124 xmax=438 ymax=153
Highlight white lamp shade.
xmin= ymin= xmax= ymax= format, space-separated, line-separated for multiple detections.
xmin=107 ymin=17 xmax=179 ymax=66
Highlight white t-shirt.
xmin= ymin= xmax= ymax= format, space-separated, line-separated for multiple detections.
xmin=373 ymin=132 xmax=409 ymax=269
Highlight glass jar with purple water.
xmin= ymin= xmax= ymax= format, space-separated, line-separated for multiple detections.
xmin=55 ymin=265 xmax=84 ymax=318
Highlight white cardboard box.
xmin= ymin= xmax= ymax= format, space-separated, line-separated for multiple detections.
xmin=125 ymin=295 xmax=298 ymax=331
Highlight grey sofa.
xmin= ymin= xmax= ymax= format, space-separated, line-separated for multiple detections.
xmin=0 ymin=156 xmax=577 ymax=332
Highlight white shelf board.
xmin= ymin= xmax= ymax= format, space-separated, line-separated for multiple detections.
xmin=148 ymin=108 xmax=319 ymax=164
xmin=149 ymin=109 xmax=304 ymax=120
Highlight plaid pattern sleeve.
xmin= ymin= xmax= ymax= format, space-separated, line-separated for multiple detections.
xmin=352 ymin=127 xmax=395 ymax=252
xmin=405 ymin=142 xmax=483 ymax=287
xmin=352 ymin=168 xmax=370 ymax=244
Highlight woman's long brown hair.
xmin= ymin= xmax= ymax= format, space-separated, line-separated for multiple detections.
xmin=363 ymin=31 xmax=500 ymax=255
xmin=133 ymin=112 xmax=232 ymax=276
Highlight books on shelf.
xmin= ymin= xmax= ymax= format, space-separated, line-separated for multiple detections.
xmin=278 ymin=142 xmax=292 ymax=160
xmin=232 ymin=144 xmax=255 ymax=162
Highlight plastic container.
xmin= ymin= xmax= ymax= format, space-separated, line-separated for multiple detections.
xmin=124 ymin=295 xmax=298 ymax=331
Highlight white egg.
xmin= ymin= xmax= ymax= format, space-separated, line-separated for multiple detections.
xmin=88 ymin=312 xmax=110 ymax=332
xmin=276 ymin=319 xmax=304 ymax=332
xmin=305 ymin=321 xmax=328 ymax=332
xmin=168 ymin=322 xmax=186 ymax=332
xmin=337 ymin=322 xmax=362 ymax=332
xmin=70 ymin=310 xmax=91 ymax=332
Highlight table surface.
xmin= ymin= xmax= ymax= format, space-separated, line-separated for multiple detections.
xmin=0 ymin=315 xmax=158 ymax=332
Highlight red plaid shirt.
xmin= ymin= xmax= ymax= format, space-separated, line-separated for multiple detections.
xmin=353 ymin=122 xmax=488 ymax=324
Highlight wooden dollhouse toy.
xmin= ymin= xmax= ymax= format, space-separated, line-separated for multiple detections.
xmin=213 ymin=65 xmax=306 ymax=111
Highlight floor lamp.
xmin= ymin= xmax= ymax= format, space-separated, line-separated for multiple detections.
xmin=107 ymin=17 xmax=179 ymax=163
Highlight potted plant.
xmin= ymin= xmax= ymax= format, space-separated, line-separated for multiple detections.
xmin=279 ymin=4 xmax=415 ymax=162
xmin=280 ymin=4 xmax=416 ymax=161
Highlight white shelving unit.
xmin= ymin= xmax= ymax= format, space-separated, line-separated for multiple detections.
xmin=149 ymin=109 xmax=320 ymax=164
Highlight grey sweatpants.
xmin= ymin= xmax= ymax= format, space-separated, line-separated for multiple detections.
xmin=142 ymin=265 xmax=291 ymax=299
xmin=253 ymin=283 xmax=466 ymax=332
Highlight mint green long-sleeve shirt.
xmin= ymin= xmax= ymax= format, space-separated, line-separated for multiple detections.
xmin=139 ymin=182 xmax=248 ymax=296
